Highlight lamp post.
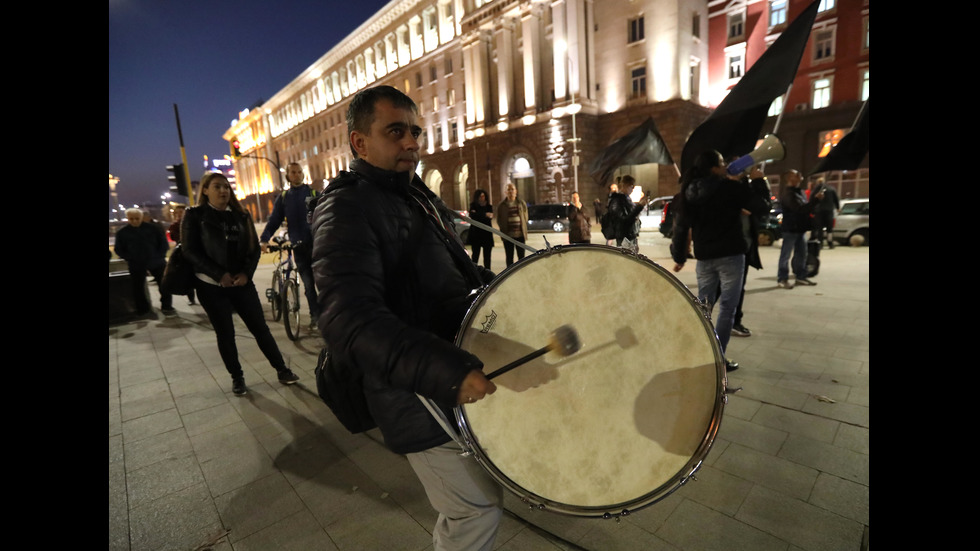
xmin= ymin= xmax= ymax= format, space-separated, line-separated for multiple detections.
xmin=556 ymin=40 xmax=581 ymax=194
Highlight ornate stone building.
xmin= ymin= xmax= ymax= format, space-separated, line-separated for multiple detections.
xmin=224 ymin=0 xmax=712 ymax=219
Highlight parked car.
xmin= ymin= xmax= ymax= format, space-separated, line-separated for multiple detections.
xmin=832 ymin=198 xmax=869 ymax=246
xmin=527 ymin=203 xmax=570 ymax=232
xmin=638 ymin=195 xmax=674 ymax=231
xmin=754 ymin=198 xmax=782 ymax=246
xmin=658 ymin=199 xmax=674 ymax=237
xmin=452 ymin=210 xmax=471 ymax=244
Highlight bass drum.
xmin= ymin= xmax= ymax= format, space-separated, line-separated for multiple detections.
xmin=454 ymin=245 xmax=727 ymax=518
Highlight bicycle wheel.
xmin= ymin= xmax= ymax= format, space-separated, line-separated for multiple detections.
xmin=270 ymin=272 xmax=283 ymax=321
xmin=283 ymin=278 xmax=302 ymax=341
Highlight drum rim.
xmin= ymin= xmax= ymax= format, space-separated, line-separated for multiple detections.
xmin=453 ymin=244 xmax=728 ymax=518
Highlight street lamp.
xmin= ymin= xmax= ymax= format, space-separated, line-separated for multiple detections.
xmin=556 ymin=40 xmax=581 ymax=194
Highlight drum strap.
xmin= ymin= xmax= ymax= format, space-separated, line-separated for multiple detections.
xmin=416 ymin=394 xmax=472 ymax=456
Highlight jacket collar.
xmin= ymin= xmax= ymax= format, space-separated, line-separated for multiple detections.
xmin=350 ymin=158 xmax=426 ymax=197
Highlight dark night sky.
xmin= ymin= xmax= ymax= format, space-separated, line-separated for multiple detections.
xmin=109 ymin=0 xmax=391 ymax=211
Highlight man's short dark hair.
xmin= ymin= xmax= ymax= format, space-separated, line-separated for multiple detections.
xmin=346 ymin=86 xmax=418 ymax=158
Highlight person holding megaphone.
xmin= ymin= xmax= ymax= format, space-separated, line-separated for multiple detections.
xmin=671 ymin=150 xmax=769 ymax=372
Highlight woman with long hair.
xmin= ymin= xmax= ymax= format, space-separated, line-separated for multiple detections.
xmin=468 ymin=189 xmax=494 ymax=269
xmin=181 ymin=172 xmax=299 ymax=396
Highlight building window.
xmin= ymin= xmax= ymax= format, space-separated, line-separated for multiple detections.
xmin=435 ymin=124 xmax=443 ymax=148
xmin=812 ymin=77 xmax=832 ymax=109
xmin=860 ymin=69 xmax=869 ymax=101
xmin=863 ymin=17 xmax=869 ymax=51
xmin=630 ymin=66 xmax=647 ymax=98
xmin=728 ymin=11 xmax=744 ymax=39
xmin=728 ymin=53 xmax=744 ymax=79
xmin=689 ymin=58 xmax=700 ymax=99
xmin=447 ymin=89 xmax=455 ymax=107
xmin=692 ymin=12 xmax=700 ymax=38
xmin=818 ymin=0 xmax=836 ymax=13
xmin=628 ymin=16 xmax=645 ymax=43
xmin=451 ymin=121 xmax=458 ymax=144
xmin=445 ymin=55 xmax=453 ymax=75
xmin=768 ymin=95 xmax=784 ymax=117
xmin=769 ymin=0 xmax=787 ymax=27
xmin=430 ymin=64 xmax=438 ymax=82
xmin=812 ymin=28 xmax=835 ymax=63
xmin=416 ymin=72 xmax=423 ymax=88
xmin=433 ymin=96 xmax=440 ymax=112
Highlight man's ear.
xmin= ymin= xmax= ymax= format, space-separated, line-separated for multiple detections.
xmin=350 ymin=131 xmax=367 ymax=158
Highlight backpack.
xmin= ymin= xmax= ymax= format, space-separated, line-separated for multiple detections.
xmin=600 ymin=211 xmax=616 ymax=240
xmin=314 ymin=349 xmax=377 ymax=433
xmin=309 ymin=173 xmax=432 ymax=434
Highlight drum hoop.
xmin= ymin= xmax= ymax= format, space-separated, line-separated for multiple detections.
xmin=453 ymin=244 xmax=727 ymax=518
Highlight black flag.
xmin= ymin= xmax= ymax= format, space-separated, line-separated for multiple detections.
xmin=588 ymin=116 xmax=674 ymax=186
xmin=809 ymin=99 xmax=869 ymax=176
xmin=680 ymin=0 xmax=821 ymax=174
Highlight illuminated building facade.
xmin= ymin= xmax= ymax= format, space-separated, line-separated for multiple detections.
xmin=707 ymin=0 xmax=869 ymax=197
xmin=225 ymin=0 xmax=712 ymax=218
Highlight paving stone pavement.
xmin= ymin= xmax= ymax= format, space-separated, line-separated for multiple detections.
xmin=109 ymin=230 xmax=868 ymax=551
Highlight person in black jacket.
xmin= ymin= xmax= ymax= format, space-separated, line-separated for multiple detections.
xmin=467 ymin=189 xmax=494 ymax=269
xmin=114 ymin=208 xmax=174 ymax=316
xmin=777 ymin=170 xmax=823 ymax=288
xmin=606 ymin=175 xmax=648 ymax=251
xmin=671 ymin=150 xmax=768 ymax=371
xmin=181 ymin=172 xmax=299 ymax=396
xmin=311 ymin=86 xmax=501 ymax=551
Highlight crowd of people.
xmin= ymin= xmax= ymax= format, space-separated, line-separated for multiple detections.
xmin=111 ymin=84 xmax=845 ymax=551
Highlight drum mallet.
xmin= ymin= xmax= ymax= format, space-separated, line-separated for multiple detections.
xmin=486 ymin=325 xmax=581 ymax=380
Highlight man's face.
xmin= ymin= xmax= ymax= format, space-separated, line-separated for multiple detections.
xmin=286 ymin=164 xmax=304 ymax=186
xmin=173 ymin=208 xmax=185 ymax=222
xmin=126 ymin=212 xmax=143 ymax=227
xmin=351 ymin=99 xmax=422 ymax=173
xmin=506 ymin=185 xmax=517 ymax=200
xmin=786 ymin=171 xmax=801 ymax=187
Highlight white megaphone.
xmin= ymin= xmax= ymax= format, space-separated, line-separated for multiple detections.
xmin=727 ymin=134 xmax=786 ymax=174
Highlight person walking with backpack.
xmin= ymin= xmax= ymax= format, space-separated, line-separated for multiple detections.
xmin=605 ymin=175 xmax=647 ymax=252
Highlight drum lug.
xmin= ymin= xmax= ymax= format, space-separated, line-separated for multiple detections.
xmin=725 ymin=386 xmax=743 ymax=395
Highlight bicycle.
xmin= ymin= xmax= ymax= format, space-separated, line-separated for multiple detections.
xmin=265 ymin=235 xmax=303 ymax=341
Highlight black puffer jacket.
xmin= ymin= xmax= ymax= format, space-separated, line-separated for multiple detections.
xmin=181 ymin=205 xmax=260 ymax=281
xmin=311 ymin=159 xmax=493 ymax=454
xmin=671 ymin=174 xmax=768 ymax=265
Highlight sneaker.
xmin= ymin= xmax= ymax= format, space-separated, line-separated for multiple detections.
xmin=278 ymin=369 xmax=300 ymax=385
xmin=777 ymin=280 xmax=794 ymax=289
xmin=232 ymin=377 xmax=248 ymax=396
xmin=308 ymin=321 xmax=318 ymax=333
xmin=725 ymin=359 xmax=739 ymax=372
xmin=731 ymin=323 xmax=752 ymax=337
xmin=796 ymin=278 xmax=817 ymax=286
xmin=162 ymin=307 xmax=178 ymax=317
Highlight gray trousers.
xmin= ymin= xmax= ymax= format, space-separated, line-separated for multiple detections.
xmin=407 ymin=442 xmax=504 ymax=551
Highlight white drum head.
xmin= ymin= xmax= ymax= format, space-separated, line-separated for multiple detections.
xmin=455 ymin=245 xmax=725 ymax=518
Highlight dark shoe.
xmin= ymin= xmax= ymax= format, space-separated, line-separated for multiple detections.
xmin=162 ymin=307 xmax=177 ymax=317
xmin=731 ymin=324 xmax=751 ymax=337
xmin=307 ymin=321 xmax=318 ymax=333
xmin=725 ymin=359 xmax=739 ymax=372
xmin=796 ymin=278 xmax=817 ymax=286
xmin=232 ymin=377 xmax=247 ymax=396
xmin=277 ymin=369 xmax=299 ymax=385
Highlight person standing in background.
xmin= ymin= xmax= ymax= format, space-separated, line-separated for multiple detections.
xmin=468 ymin=189 xmax=494 ymax=269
